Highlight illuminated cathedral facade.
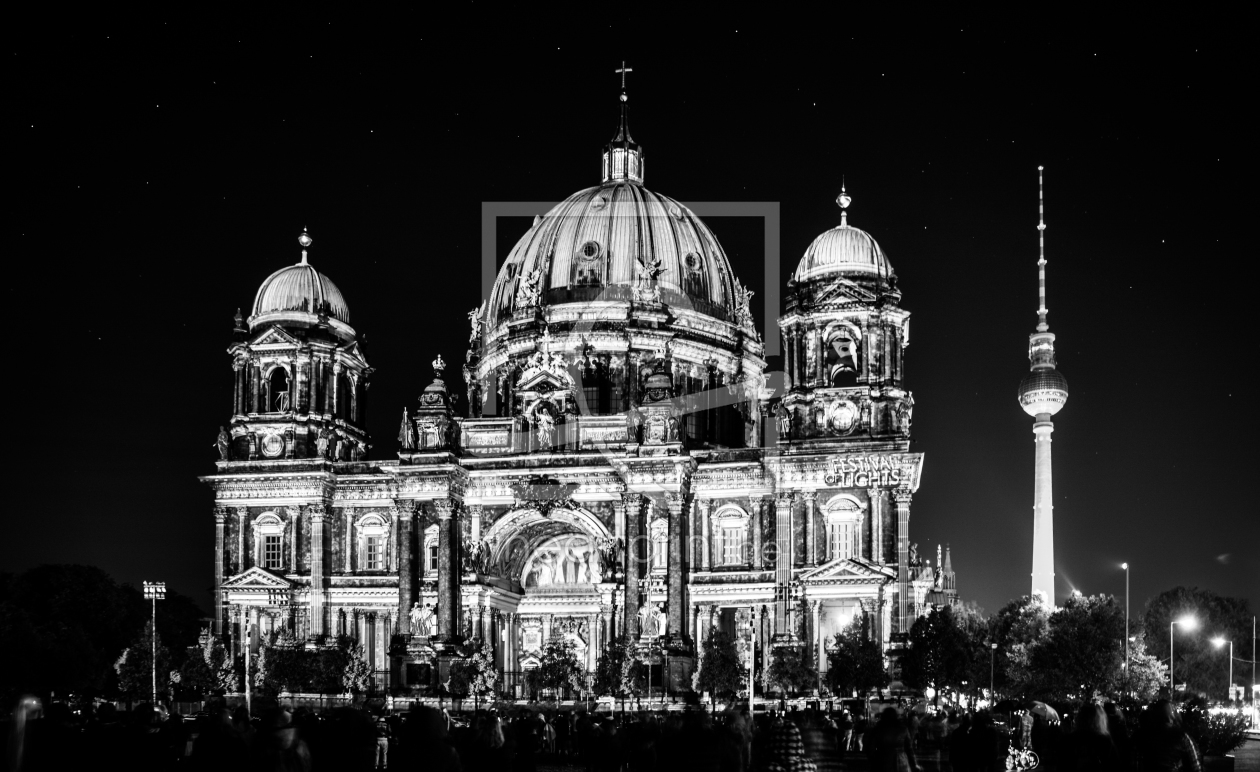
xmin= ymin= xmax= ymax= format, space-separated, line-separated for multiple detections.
xmin=200 ymin=77 xmax=957 ymax=695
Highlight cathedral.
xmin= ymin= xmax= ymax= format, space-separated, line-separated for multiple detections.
xmin=200 ymin=74 xmax=957 ymax=697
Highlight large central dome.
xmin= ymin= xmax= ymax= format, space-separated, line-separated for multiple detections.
xmin=487 ymin=180 xmax=739 ymax=324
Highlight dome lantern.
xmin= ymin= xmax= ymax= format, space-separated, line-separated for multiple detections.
xmin=602 ymin=61 xmax=644 ymax=184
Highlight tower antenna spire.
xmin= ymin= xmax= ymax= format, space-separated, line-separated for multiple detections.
xmin=1037 ymin=166 xmax=1048 ymax=332
xmin=836 ymin=177 xmax=852 ymax=227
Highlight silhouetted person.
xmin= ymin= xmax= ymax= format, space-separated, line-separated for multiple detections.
xmin=950 ymin=714 xmax=974 ymax=772
xmin=1066 ymin=703 xmax=1120 ymax=772
xmin=398 ymin=705 xmax=461 ymax=771
xmin=968 ymin=711 xmax=1002 ymax=772
xmin=1135 ymin=700 xmax=1199 ymax=772
xmin=866 ymin=707 xmax=917 ymax=772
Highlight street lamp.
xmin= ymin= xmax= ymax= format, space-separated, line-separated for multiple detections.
xmin=1211 ymin=637 xmax=1233 ymax=704
xmin=142 ymin=581 xmax=166 ymax=706
xmin=1121 ymin=563 xmax=1130 ymax=699
xmin=1170 ymin=615 xmax=1197 ymax=697
xmin=990 ymin=643 xmax=998 ymax=702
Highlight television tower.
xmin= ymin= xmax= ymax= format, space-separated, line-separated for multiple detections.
xmin=1017 ymin=167 xmax=1069 ymax=606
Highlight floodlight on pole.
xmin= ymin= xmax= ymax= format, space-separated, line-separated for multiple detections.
xmin=1170 ymin=615 xmax=1197 ymax=697
xmin=990 ymin=642 xmax=998 ymax=701
xmin=1121 ymin=563 xmax=1130 ymax=698
xmin=1212 ymin=637 xmax=1233 ymax=703
xmin=142 ymin=581 xmax=166 ymax=706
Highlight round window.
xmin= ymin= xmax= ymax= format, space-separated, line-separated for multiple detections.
xmin=578 ymin=241 xmax=602 ymax=261
xmin=590 ymin=195 xmax=608 ymax=211
xmin=505 ymin=264 xmax=517 ymax=280
xmin=684 ymin=252 xmax=703 ymax=272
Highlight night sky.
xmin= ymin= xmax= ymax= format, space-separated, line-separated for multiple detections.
xmin=10 ymin=13 xmax=1255 ymax=622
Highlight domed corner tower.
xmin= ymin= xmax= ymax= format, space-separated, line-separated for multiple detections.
xmin=219 ymin=231 xmax=372 ymax=464
xmin=462 ymin=73 xmax=768 ymax=456
xmin=1018 ymin=167 xmax=1068 ymax=607
xmin=776 ymin=185 xmax=914 ymax=451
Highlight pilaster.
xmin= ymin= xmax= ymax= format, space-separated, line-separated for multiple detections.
xmin=434 ymin=499 xmax=461 ymax=641
xmin=213 ymin=508 xmax=227 ymax=636
xmin=622 ymin=492 xmax=645 ymax=637
xmin=665 ymin=492 xmax=689 ymax=649
xmin=395 ymin=501 xmax=414 ymax=633
xmin=309 ymin=504 xmax=326 ymax=637
xmin=892 ymin=488 xmax=913 ymax=635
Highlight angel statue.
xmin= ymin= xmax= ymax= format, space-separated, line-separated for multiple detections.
xmin=214 ymin=426 xmax=231 ymax=461
xmin=516 ymin=268 xmax=543 ymax=307
xmin=397 ymin=407 xmax=416 ymax=450
xmin=467 ymin=304 xmax=483 ymax=344
xmin=533 ymin=409 xmax=555 ymax=448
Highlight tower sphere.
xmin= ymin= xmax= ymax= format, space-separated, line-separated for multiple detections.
xmin=1018 ymin=368 xmax=1069 ymax=417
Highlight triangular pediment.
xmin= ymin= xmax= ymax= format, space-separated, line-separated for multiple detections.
xmin=813 ymin=279 xmax=877 ymax=306
xmin=517 ymin=368 xmax=572 ymax=393
xmin=250 ymin=325 xmax=301 ymax=348
xmin=221 ymin=566 xmax=292 ymax=590
xmin=339 ymin=340 xmax=366 ymax=362
xmin=800 ymin=556 xmax=895 ymax=583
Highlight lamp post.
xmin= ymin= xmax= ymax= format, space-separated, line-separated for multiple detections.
xmin=1121 ymin=563 xmax=1130 ymax=699
xmin=990 ymin=643 xmax=998 ymax=703
xmin=142 ymin=581 xmax=166 ymax=706
xmin=1170 ymin=615 xmax=1197 ymax=697
xmin=1211 ymin=638 xmax=1233 ymax=704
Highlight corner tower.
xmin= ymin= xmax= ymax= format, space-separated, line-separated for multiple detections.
xmin=222 ymin=231 xmax=372 ymax=462
xmin=1017 ymin=168 xmax=1068 ymax=606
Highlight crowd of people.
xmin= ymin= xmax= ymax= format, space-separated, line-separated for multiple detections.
xmin=3 ymin=695 xmax=1218 ymax=772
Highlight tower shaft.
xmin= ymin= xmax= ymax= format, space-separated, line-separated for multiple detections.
xmin=1031 ymin=419 xmax=1055 ymax=603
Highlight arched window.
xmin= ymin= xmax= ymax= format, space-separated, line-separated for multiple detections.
xmin=423 ymin=524 xmax=439 ymax=575
xmin=823 ymin=496 xmax=865 ymax=561
xmin=573 ymin=241 xmax=604 ymax=287
xmin=825 ymin=323 xmax=861 ymax=387
xmin=683 ymin=252 xmax=707 ymax=297
xmin=714 ymin=506 xmax=749 ymax=566
xmin=268 ymin=366 xmax=290 ymax=412
xmin=356 ymin=514 xmax=389 ymax=572
xmin=650 ymin=518 xmax=669 ymax=571
xmin=254 ymin=513 xmax=285 ymax=570
xmin=337 ymin=372 xmax=353 ymax=421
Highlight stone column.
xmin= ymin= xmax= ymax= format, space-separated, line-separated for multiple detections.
xmin=699 ymin=498 xmax=713 ymax=570
xmin=622 ymin=493 xmax=645 ymax=637
xmin=434 ymin=500 xmax=460 ymax=640
xmin=867 ymin=488 xmax=883 ymax=563
xmin=892 ymin=489 xmax=912 ymax=635
xmin=344 ymin=510 xmax=353 ymax=573
xmin=773 ymin=493 xmax=794 ymax=636
xmin=213 ymin=508 xmax=227 ymax=636
xmin=665 ymin=493 xmax=688 ymax=646
xmin=309 ymin=504 xmax=326 ymax=636
xmin=235 ymin=507 xmax=247 ymax=572
xmin=810 ymin=326 xmax=821 ymax=386
xmin=251 ymin=363 xmax=261 ymax=413
xmin=331 ymin=362 xmax=343 ymax=418
xmin=811 ymin=599 xmax=823 ymax=677
xmin=752 ymin=497 xmax=765 ymax=570
xmin=396 ymin=502 xmax=413 ymax=633
xmin=803 ymin=492 xmax=818 ymax=566
xmin=785 ymin=328 xmax=796 ymax=389
xmin=288 ymin=508 xmax=298 ymax=571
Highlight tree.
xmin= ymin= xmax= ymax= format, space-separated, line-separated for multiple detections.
xmin=1028 ymin=593 xmax=1124 ymax=701
xmin=0 ymin=564 xmax=204 ymax=698
xmin=338 ymin=637 xmax=374 ymax=695
xmin=1142 ymin=587 xmax=1253 ymax=698
xmin=988 ymin=596 xmax=1051 ymax=698
xmin=114 ymin=621 xmax=172 ymax=702
xmin=766 ymin=645 xmax=814 ymax=697
xmin=693 ymin=629 xmax=745 ymax=708
xmin=1125 ymin=633 xmax=1168 ymax=702
xmin=528 ymin=639 xmax=582 ymax=698
xmin=256 ymin=631 xmax=315 ymax=696
xmin=595 ymin=637 xmax=645 ymax=703
xmin=828 ymin=619 xmax=889 ymax=698
xmin=450 ymin=642 xmax=499 ymax=709
xmin=901 ymin=606 xmax=969 ymax=703
xmin=179 ymin=635 xmax=235 ymax=698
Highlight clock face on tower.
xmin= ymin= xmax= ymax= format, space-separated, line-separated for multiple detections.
xmin=261 ymin=433 xmax=284 ymax=458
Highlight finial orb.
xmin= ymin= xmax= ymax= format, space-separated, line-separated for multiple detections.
xmin=298 ymin=231 xmax=313 ymax=248
xmin=836 ymin=192 xmax=852 ymax=209
xmin=620 ymin=93 xmax=628 ymax=102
